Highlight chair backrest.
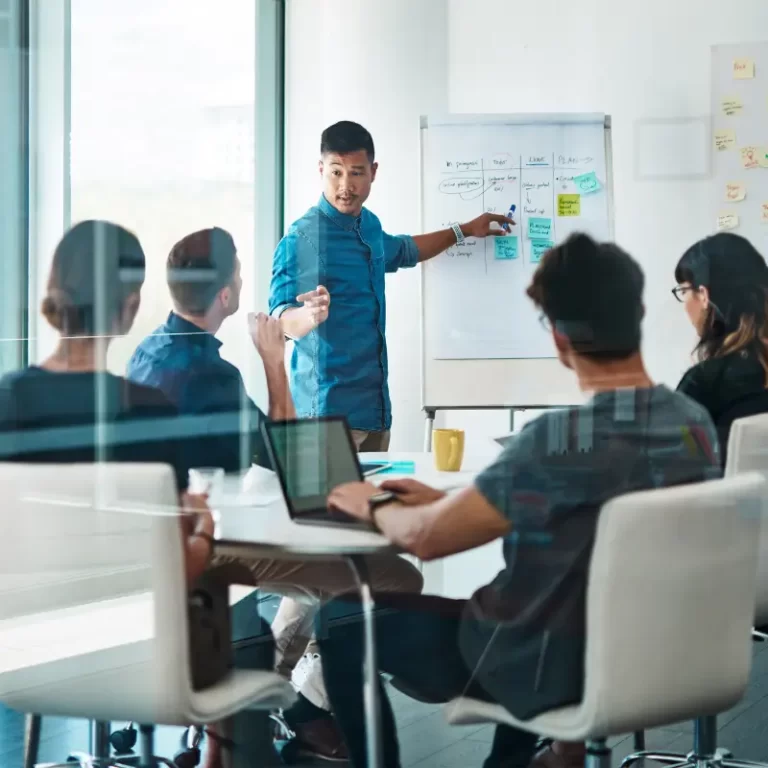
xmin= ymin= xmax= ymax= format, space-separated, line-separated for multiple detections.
xmin=718 ymin=392 xmax=768 ymax=466
xmin=0 ymin=462 xmax=180 ymax=619
xmin=726 ymin=414 xmax=768 ymax=622
xmin=581 ymin=473 xmax=764 ymax=735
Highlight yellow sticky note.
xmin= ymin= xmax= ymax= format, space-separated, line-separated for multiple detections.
xmin=733 ymin=58 xmax=755 ymax=79
xmin=717 ymin=212 xmax=740 ymax=231
xmin=721 ymin=97 xmax=744 ymax=116
xmin=715 ymin=130 xmax=736 ymax=151
xmin=725 ymin=182 xmax=746 ymax=202
xmin=741 ymin=146 xmax=761 ymax=169
xmin=762 ymin=203 xmax=768 ymax=224
xmin=557 ymin=194 xmax=581 ymax=217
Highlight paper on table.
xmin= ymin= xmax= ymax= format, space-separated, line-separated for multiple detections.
xmin=530 ymin=240 xmax=554 ymax=263
xmin=741 ymin=147 xmax=761 ymax=169
xmin=573 ymin=171 xmax=602 ymax=195
xmin=557 ymin=194 xmax=581 ymax=217
xmin=722 ymin=97 xmax=744 ymax=116
xmin=759 ymin=148 xmax=768 ymax=168
xmin=733 ymin=58 xmax=755 ymax=79
xmin=725 ymin=182 xmax=746 ymax=202
xmin=528 ymin=217 xmax=553 ymax=240
xmin=494 ymin=236 xmax=519 ymax=260
xmin=715 ymin=130 xmax=736 ymax=151
xmin=717 ymin=213 xmax=740 ymax=231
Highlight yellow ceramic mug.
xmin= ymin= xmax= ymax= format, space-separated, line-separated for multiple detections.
xmin=433 ymin=429 xmax=465 ymax=472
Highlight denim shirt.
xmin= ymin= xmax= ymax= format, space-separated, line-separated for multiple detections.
xmin=126 ymin=312 xmax=270 ymax=471
xmin=269 ymin=195 xmax=419 ymax=432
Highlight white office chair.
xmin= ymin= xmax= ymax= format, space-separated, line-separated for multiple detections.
xmin=445 ymin=475 xmax=765 ymax=768
xmin=0 ymin=462 xmax=295 ymax=767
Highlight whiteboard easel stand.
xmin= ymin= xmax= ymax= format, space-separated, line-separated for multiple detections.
xmin=423 ymin=404 xmax=569 ymax=452
xmin=418 ymin=113 xmax=614 ymax=452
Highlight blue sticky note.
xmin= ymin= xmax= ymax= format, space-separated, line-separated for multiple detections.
xmin=573 ymin=171 xmax=602 ymax=195
xmin=494 ymin=236 xmax=519 ymax=260
xmin=528 ymin=217 xmax=552 ymax=239
xmin=378 ymin=461 xmax=416 ymax=476
xmin=530 ymin=240 xmax=554 ymax=263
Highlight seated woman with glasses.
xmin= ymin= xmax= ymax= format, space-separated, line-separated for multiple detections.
xmin=0 ymin=220 xmax=214 ymax=584
xmin=673 ymin=232 xmax=768 ymax=465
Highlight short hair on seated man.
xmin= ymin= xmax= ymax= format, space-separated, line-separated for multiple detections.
xmin=309 ymin=232 xmax=722 ymax=768
xmin=527 ymin=232 xmax=644 ymax=361
xmin=166 ymin=227 xmax=241 ymax=317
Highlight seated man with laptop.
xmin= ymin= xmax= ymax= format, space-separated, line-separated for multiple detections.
xmin=304 ymin=234 xmax=721 ymax=768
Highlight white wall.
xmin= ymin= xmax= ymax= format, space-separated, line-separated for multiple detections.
xmin=450 ymin=0 xmax=768 ymax=405
xmin=284 ymin=0 xmax=449 ymax=451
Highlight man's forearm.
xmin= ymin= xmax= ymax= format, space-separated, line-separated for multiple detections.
xmin=264 ymin=361 xmax=296 ymax=420
xmin=279 ymin=306 xmax=314 ymax=340
xmin=413 ymin=227 xmax=462 ymax=263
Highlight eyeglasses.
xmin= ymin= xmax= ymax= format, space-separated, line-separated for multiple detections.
xmin=671 ymin=285 xmax=694 ymax=303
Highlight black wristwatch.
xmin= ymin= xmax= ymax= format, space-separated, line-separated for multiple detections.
xmin=368 ymin=490 xmax=397 ymax=531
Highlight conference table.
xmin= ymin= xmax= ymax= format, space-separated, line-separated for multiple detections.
xmin=213 ymin=442 xmax=500 ymax=768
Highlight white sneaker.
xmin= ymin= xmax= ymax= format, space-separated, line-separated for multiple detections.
xmin=290 ymin=652 xmax=330 ymax=711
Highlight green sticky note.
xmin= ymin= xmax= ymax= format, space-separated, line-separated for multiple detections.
xmin=530 ymin=240 xmax=554 ymax=263
xmin=557 ymin=194 xmax=581 ymax=217
xmin=528 ymin=217 xmax=552 ymax=239
xmin=494 ymin=236 xmax=519 ymax=260
xmin=573 ymin=171 xmax=601 ymax=195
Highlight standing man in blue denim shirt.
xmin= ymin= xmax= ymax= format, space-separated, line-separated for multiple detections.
xmin=270 ymin=121 xmax=513 ymax=451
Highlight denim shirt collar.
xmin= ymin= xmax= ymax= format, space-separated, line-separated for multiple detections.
xmin=165 ymin=311 xmax=222 ymax=351
xmin=318 ymin=194 xmax=361 ymax=232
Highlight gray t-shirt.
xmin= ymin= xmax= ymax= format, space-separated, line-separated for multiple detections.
xmin=459 ymin=385 xmax=720 ymax=720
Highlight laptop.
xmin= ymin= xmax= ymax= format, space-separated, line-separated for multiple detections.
xmin=261 ymin=416 xmax=373 ymax=529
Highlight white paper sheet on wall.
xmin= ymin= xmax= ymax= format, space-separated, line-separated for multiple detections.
xmin=422 ymin=118 xmax=611 ymax=360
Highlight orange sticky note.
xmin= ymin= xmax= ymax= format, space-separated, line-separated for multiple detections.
xmin=733 ymin=58 xmax=755 ymax=79
xmin=725 ymin=182 xmax=746 ymax=202
xmin=741 ymin=146 xmax=760 ymax=169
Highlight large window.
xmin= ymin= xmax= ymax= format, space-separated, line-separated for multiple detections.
xmin=29 ymin=0 xmax=283 ymax=400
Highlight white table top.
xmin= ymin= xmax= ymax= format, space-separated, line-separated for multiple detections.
xmin=213 ymin=446 xmax=499 ymax=557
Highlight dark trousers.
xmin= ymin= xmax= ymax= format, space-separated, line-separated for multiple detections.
xmin=317 ymin=593 xmax=538 ymax=768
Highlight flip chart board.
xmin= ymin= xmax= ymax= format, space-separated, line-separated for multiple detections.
xmin=420 ymin=113 xmax=613 ymax=409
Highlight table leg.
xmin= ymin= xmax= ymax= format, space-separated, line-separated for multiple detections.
xmin=424 ymin=409 xmax=436 ymax=453
xmin=347 ymin=555 xmax=382 ymax=768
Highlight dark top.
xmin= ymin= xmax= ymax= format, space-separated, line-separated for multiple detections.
xmin=677 ymin=350 xmax=768 ymax=465
xmin=459 ymin=386 xmax=720 ymax=720
xmin=127 ymin=312 xmax=271 ymax=472
xmin=0 ymin=367 xmax=191 ymax=491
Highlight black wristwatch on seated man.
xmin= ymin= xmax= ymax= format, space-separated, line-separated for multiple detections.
xmin=368 ymin=490 xmax=398 ymax=532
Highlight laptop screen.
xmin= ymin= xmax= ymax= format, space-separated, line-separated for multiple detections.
xmin=264 ymin=418 xmax=362 ymax=516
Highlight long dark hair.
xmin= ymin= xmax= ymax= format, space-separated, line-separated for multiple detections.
xmin=675 ymin=233 xmax=768 ymax=383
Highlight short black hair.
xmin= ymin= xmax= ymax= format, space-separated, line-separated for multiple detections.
xmin=166 ymin=227 xmax=237 ymax=315
xmin=321 ymin=121 xmax=375 ymax=163
xmin=527 ymin=233 xmax=644 ymax=360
